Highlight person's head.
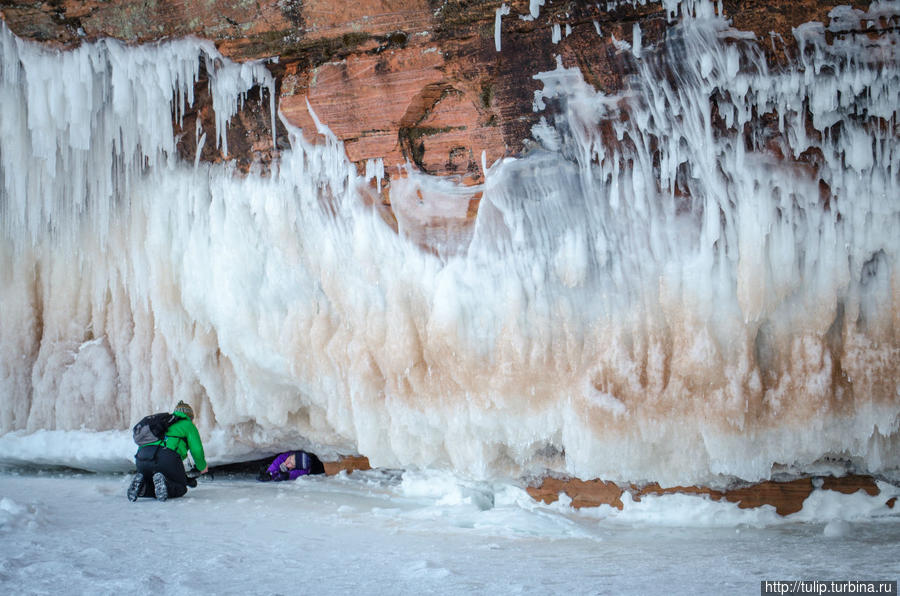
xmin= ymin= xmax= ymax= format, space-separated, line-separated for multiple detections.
xmin=174 ymin=400 xmax=194 ymax=420
xmin=284 ymin=453 xmax=296 ymax=470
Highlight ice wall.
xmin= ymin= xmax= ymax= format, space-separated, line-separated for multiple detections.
xmin=1 ymin=2 xmax=898 ymax=485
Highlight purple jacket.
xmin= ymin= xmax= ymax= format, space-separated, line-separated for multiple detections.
xmin=266 ymin=451 xmax=311 ymax=481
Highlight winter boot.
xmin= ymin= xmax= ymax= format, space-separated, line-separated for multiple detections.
xmin=153 ymin=472 xmax=168 ymax=502
xmin=127 ymin=473 xmax=145 ymax=502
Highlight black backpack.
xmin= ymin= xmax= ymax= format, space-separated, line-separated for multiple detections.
xmin=132 ymin=412 xmax=177 ymax=446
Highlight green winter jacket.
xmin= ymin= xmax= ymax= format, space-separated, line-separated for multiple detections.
xmin=147 ymin=411 xmax=207 ymax=471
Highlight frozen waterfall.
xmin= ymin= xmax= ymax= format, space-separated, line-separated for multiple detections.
xmin=0 ymin=2 xmax=898 ymax=486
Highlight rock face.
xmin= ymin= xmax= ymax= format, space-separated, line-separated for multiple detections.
xmin=0 ymin=0 xmax=874 ymax=188
xmin=2 ymin=1 xmax=895 ymax=497
xmin=2 ymin=0 xmax=887 ymax=250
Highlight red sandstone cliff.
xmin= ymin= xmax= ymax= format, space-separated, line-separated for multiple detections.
xmin=0 ymin=0 xmax=878 ymax=189
xmin=2 ymin=1 xmax=896 ymax=513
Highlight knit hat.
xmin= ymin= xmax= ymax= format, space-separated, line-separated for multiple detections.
xmin=174 ymin=400 xmax=194 ymax=420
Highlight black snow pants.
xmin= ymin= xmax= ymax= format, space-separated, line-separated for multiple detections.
xmin=135 ymin=445 xmax=190 ymax=499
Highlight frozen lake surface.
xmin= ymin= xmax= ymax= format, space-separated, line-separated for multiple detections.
xmin=2 ymin=468 xmax=898 ymax=595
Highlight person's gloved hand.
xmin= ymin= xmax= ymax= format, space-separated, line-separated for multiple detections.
xmin=186 ymin=476 xmax=198 ymax=488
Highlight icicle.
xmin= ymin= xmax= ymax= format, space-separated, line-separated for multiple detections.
xmin=633 ymin=23 xmax=643 ymax=58
xmin=365 ymin=158 xmax=385 ymax=194
xmin=495 ymin=4 xmax=510 ymax=52
xmin=205 ymin=54 xmax=275 ymax=157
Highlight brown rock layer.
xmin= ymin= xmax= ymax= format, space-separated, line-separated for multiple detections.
xmin=527 ymin=474 xmax=889 ymax=516
xmin=528 ymin=477 xmax=628 ymax=509
xmin=322 ymin=455 xmax=372 ymax=476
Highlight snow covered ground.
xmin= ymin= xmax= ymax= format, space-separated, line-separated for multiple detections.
xmin=2 ymin=467 xmax=898 ymax=595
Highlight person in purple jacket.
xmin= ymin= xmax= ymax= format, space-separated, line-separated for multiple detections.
xmin=258 ymin=450 xmax=325 ymax=481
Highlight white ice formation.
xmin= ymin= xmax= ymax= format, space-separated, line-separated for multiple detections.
xmin=0 ymin=1 xmax=898 ymax=485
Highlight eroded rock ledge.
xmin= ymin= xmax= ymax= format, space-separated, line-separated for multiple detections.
xmin=323 ymin=456 xmax=895 ymax=516
xmin=527 ymin=474 xmax=897 ymax=515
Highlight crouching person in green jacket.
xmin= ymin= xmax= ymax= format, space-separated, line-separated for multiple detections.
xmin=128 ymin=401 xmax=208 ymax=502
